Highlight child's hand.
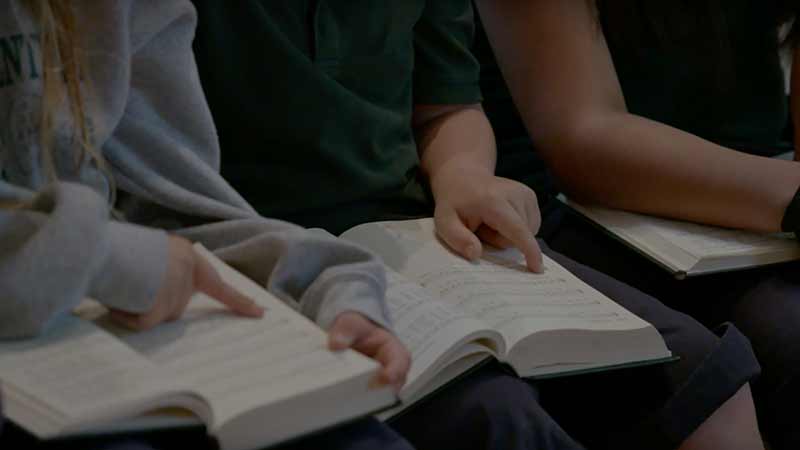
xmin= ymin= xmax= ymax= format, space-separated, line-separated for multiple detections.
xmin=109 ymin=235 xmax=264 ymax=331
xmin=432 ymin=166 xmax=544 ymax=272
xmin=328 ymin=312 xmax=411 ymax=392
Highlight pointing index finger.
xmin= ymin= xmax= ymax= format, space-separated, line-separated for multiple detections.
xmin=484 ymin=202 xmax=544 ymax=273
xmin=194 ymin=255 xmax=265 ymax=318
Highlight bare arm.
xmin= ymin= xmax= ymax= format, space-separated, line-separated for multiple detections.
xmin=415 ymin=104 xmax=496 ymax=190
xmin=476 ymin=0 xmax=800 ymax=233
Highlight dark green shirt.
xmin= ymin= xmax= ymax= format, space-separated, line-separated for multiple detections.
xmin=191 ymin=0 xmax=482 ymax=234
xmin=476 ymin=1 xmax=791 ymax=202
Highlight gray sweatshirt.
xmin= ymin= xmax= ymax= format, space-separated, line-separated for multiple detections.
xmin=0 ymin=0 xmax=390 ymax=339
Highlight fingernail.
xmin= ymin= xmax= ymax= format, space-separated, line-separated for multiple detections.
xmin=249 ymin=304 xmax=265 ymax=316
xmin=465 ymin=244 xmax=479 ymax=260
xmin=331 ymin=333 xmax=355 ymax=349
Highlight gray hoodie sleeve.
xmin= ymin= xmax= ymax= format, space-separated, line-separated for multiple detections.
xmin=89 ymin=0 xmax=392 ymax=330
xmin=101 ymin=0 xmax=392 ymax=330
xmin=0 ymin=182 xmax=168 ymax=339
xmin=0 ymin=0 xmax=392 ymax=338
xmin=178 ymin=220 xmax=390 ymax=331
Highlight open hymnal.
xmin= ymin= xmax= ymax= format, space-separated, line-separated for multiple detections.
xmin=339 ymin=218 xmax=673 ymax=414
xmin=0 ymin=246 xmax=396 ymax=450
xmin=563 ymin=198 xmax=800 ymax=278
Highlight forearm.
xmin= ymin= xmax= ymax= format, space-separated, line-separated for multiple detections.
xmin=416 ymin=104 xmax=497 ymax=198
xmin=478 ymin=0 xmax=800 ymax=233
xmin=547 ymin=112 xmax=800 ymax=233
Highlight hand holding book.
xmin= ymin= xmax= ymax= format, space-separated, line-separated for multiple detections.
xmin=328 ymin=312 xmax=411 ymax=393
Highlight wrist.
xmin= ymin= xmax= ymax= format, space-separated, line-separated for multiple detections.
xmin=429 ymin=160 xmax=493 ymax=198
xmin=91 ymin=222 xmax=169 ymax=313
xmin=313 ymin=280 xmax=392 ymax=332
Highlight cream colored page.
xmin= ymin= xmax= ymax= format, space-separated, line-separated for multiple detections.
xmin=107 ymin=247 xmax=377 ymax=428
xmin=356 ymin=219 xmax=649 ymax=349
xmin=410 ymin=246 xmax=648 ymax=346
xmin=385 ymin=271 xmax=495 ymax=398
xmin=573 ymin=201 xmax=796 ymax=258
xmin=644 ymin=215 xmax=795 ymax=258
xmin=0 ymin=317 xmax=177 ymax=427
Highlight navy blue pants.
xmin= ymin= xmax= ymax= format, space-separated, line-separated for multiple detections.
xmin=546 ymin=204 xmax=794 ymax=449
xmin=0 ymin=415 xmax=414 ymax=450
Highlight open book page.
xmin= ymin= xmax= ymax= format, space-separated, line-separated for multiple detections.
xmin=342 ymin=219 xmax=655 ymax=361
xmin=0 ymin=317 xmax=187 ymax=437
xmin=564 ymin=199 xmax=800 ymax=275
xmin=639 ymin=216 xmax=795 ymax=258
xmin=580 ymin=202 xmax=795 ymax=258
xmin=86 ymin=246 xmax=383 ymax=431
xmin=383 ymin=271 xmax=500 ymax=402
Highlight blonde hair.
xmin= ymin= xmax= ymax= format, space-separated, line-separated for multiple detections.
xmin=26 ymin=0 xmax=114 ymax=200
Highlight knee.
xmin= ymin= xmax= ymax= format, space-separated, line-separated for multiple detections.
xmin=451 ymin=373 xmax=565 ymax=445
xmin=458 ymin=374 xmax=542 ymax=421
xmin=655 ymin=309 xmax=720 ymax=375
xmin=393 ymin=370 xmax=572 ymax=450
xmin=730 ymin=272 xmax=800 ymax=369
xmin=455 ymin=374 xmax=585 ymax=450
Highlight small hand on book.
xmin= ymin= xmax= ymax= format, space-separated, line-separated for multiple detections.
xmin=431 ymin=165 xmax=544 ymax=273
xmin=328 ymin=311 xmax=411 ymax=393
xmin=109 ymin=235 xmax=265 ymax=331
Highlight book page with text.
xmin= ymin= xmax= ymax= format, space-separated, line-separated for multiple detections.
xmin=0 ymin=317 xmax=184 ymax=436
xmin=344 ymin=219 xmax=651 ymax=350
xmin=644 ymin=215 xmax=796 ymax=258
xmin=409 ymin=244 xmax=650 ymax=349
xmin=571 ymin=201 xmax=797 ymax=259
xmin=93 ymin=246 xmax=381 ymax=429
xmin=384 ymin=271 xmax=500 ymax=401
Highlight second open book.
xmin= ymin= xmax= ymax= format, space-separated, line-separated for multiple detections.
xmin=563 ymin=198 xmax=800 ymax=278
xmin=341 ymin=218 xmax=672 ymax=413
